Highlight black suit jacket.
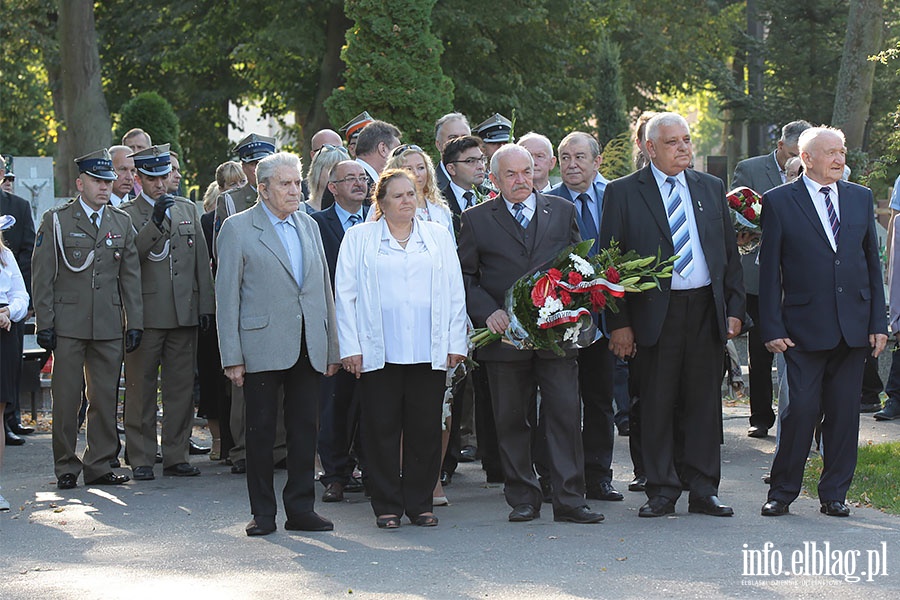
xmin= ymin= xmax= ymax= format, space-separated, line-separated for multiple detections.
xmin=758 ymin=179 xmax=886 ymax=350
xmin=458 ymin=192 xmax=581 ymax=361
xmin=311 ymin=203 xmax=368 ymax=288
xmin=598 ymin=165 xmax=745 ymax=347
xmin=1 ymin=189 xmax=35 ymax=304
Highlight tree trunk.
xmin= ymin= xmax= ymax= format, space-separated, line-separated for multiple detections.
xmin=58 ymin=0 xmax=112 ymax=196
xmin=745 ymin=0 xmax=766 ymax=156
xmin=832 ymin=0 xmax=883 ymax=151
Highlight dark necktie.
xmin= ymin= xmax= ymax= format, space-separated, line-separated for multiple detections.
xmin=348 ymin=214 xmax=361 ymax=227
xmin=463 ymin=191 xmax=475 ymax=209
xmin=577 ymin=193 xmax=598 ymax=243
xmin=665 ymin=176 xmax=694 ymax=277
xmin=821 ymin=187 xmax=839 ymax=245
xmin=512 ymin=202 xmax=529 ymax=229
xmin=90 ymin=212 xmax=100 ymax=230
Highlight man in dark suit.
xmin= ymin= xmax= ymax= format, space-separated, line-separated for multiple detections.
xmin=354 ymin=120 xmax=402 ymax=194
xmin=441 ymin=136 xmax=487 ymax=238
xmin=434 ymin=112 xmax=471 ymax=190
xmin=458 ymin=144 xmax=603 ymax=524
xmin=0 ymin=155 xmax=35 ymax=445
xmin=311 ymin=160 xmax=367 ymax=503
xmin=759 ymin=127 xmax=887 ymax=518
xmin=732 ymin=120 xmax=812 ymax=438
xmin=598 ymin=112 xmax=745 ymax=518
xmin=548 ymin=131 xmax=622 ymax=503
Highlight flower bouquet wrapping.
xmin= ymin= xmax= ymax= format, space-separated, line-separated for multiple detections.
xmin=469 ymin=240 xmax=675 ymax=356
xmin=727 ymin=186 xmax=762 ymax=254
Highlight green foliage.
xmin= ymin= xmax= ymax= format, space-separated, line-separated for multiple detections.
xmin=115 ymin=92 xmax=181 ymax=154
xmin=327 ymin=0 xmax=453 ymax=144
xmin=594 ymin=31 xmax=629 ymax=147
xmin=600 ymin=132 xmax=634 ymax=180
xmin=803 ymin=441 xmax=900 ymax=515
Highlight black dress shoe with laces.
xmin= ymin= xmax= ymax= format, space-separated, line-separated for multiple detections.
xmin=322 ymin=482 xmax=344 ymax=503
xmin=246 ymin=518 xmax=276 ymax=536
xmin=7 ymin=420 xmax=34 ymax=435
xmin=586 ymin=481 xmax=624 ymax=501
xmin=344 ymin=476 xmax=365 ymax=493
xmin=5 ymin=430 xmax=25 ymax=446
xmin=761 ymin=499 xmax=790 ymax=516
xmin=132 ymin=466 xmax=155 ymax=480
xmin=628 ymin=475 xmax=647 ymax=492
xmin=554 ymin=505 xmax=605 ymax=523
xmin=639 ymin=496 xmax=676 ymax=517
xmin=285 ymin=511 xmax=334 ymax=532
xmin=688 ymin=495 xmax=734 ymax=516
xmin=86 ymin=473 xmax=130 ymax=486
xmin=163 ymin=463 xmax=200 ymax=477
xmin=508 ymin=504 xmax=540 ymax=522
xmin=820 ymin=500 xmax=850 ymax=517
xmin=57 ymin=473 xmax=78 ymax=490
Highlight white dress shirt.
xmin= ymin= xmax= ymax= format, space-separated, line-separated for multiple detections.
xmin=802 ymin=174 xmax=840 ymax=252
xmin=79 ymin=198 xmax=105 ymax=227
xmin=504 ymin=193 xmax=536 ymax=224
xmin=0 ymin=247 xmax=29 ymax=322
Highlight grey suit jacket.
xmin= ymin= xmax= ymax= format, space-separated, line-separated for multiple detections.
xmin=732 ymin=152 xmax=783 ymax=295
xmin=215 ymin=202 xmax=339 ymax=374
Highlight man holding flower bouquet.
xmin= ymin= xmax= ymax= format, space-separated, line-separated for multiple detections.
xmin=598 ymin=113 xmax=745 ymax=518
xmin=458 ymin=144 xmax=605 ymax=524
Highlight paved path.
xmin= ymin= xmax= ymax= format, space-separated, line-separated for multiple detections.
xmin=2 ymin=406 xmax=899 ymax=599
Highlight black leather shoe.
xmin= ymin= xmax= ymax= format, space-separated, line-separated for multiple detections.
xmin=86 ymin=473 xmax=131 ymax=486
xmin=586 ymin=481 xmax=624 ymax=501
xmin=459 ymin=445 xmax=477 ymax=462
xmin=322 ymin=482 xmax=344 ymax=503
xmin=554 ymin=505 xmax=605 ymax=523
xmin=231 ymin=459 xmax=247 ymax=474
xmin=109 ymin=459 xmax=121 ymax=469
xmin=189 ymin=439 xmax=211 ymax=455
xmin=439 ymin=470 xmax=452 ymax=486
xmin=57 ymin=473 xmax=78 ymax=490
xmin=132 ymin=466 xmax=155 ymax=480
xmin=747 ymin=426 xmax=768 ymax=438
xmin=860 ymin=402 xmax=882 ymax=414
xmin=508 ymin=504 xmax=540 ymax=522
xmin=5 ymin=430 xmax=25 ymax=446
xmin=874 ymin=399 xmax=900 ymax=421
xmin=761 ymin=499 xmax=790 ymax=516
xmin=820 ymin=500 xmax=850 ymax=517
xmin=539 ymin=476 xmax=553 ymax=504
xmin=7 ymin=421 xmax=34 ymax=435
xmin=617 ymin=422 xmax=630 ymax=437
xmin=628 ymin=475 xmax=647 ymax=492
xmin=285 ymin=511 xmax=334 ymax=532
xmin=246 ymin=518 xmax=276 ymax=536
xmin=639 ymin=496 xmax=676 ymax=517
xmin=688 ymin=495 xmax=734 ymax=516
xmin=163 ymin=463 xmax=200 ymax=477
xmin=344 ymin=476 xmax=364 ymax=493
xmin=762 ymin=474 xmax=772 ymax=484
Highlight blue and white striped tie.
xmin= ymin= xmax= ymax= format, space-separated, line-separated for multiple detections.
xmin=821 ymin=187 xmax=839 ymax=245
xmin=512 ymin=202 xmax=530 ymax=229
xmin=665 ymin=176 xmax=694 ymax=277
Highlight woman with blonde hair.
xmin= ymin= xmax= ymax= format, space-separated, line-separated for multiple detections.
xmin=380 ymin=145 xmax=453 ymax=237
xmin=0 ymin=215 xmax=30 ymax=511
xmin=304 ymin=144 xmax=350 ymax=213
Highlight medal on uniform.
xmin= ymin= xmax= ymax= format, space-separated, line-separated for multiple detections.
xmin=114 ymin=251 xmax=121 ymax=261
xmin=188 ymin=237 xmax=194 ymax=248
xmin=73 ymin=250 xmax=82 ymax=259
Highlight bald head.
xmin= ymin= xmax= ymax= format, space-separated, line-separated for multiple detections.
xmin=310 ymin=129 xmax=343 ymax=159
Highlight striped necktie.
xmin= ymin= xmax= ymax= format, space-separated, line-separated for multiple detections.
xmin=512 ymin=202 xmax=529 ymax=229
xmin=665 ymin=176 xmax=694 ymax=277
xmin=348 ymin=214 xmax=361 ymax=227
xmin=821 ymin=187 xmax=839 ymax=245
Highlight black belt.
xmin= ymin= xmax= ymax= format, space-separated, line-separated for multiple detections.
xmin=669 ymin=285 xmax=712 ymax=297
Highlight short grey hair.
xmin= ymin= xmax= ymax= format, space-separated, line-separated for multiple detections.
xmin=108 ymin=145 xmax=132 ymax=161
xmin=645 ymin=112 xmax=690 ymax=144
xmin=517 ymin=132 xmax=554 ymax=156
xmin=256 ymin=152 xmax=302 ymax=188
xmin=490 ymin=143 xmax=534 ymax=176
xmin=798 ymin=126 xmax=846 ymax=154
xmin=434 ymin=112 xmax=470 ymax=143
xmin=780 ymin=120 xmax=813 ymax=146
xmin=557 ymin=131 xmax=600 ymax=159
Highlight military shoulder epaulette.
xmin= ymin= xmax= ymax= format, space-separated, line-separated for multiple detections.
xmin=118 ymin=198 xmax=136 ymax=209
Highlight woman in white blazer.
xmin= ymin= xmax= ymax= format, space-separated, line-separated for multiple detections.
xmin=335 ymin=170 xmax=467 ymax=529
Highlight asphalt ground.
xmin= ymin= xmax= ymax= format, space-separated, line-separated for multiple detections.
xmin=2 ymin=403 xmax=899 ymax=600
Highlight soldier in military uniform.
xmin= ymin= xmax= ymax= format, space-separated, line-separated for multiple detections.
xmin=210 ymin=134 xmax=285 ymax=475
xmin=120 ymin=144 xmax=215 ymax=481
xmin=474 ymin=113 xmax=513 ymax=195
xmin=339 ymin=111 xmax=374 ymax=159
xmin=32 ymin=149 xmax=143 ymax=490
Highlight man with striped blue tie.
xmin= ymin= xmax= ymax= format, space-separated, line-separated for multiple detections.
xmin=598 ymin=112 xmax=746 ymax=518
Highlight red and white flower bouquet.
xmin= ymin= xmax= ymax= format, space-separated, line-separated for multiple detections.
xmin=727 ymin=186 xmax=763 ymax=254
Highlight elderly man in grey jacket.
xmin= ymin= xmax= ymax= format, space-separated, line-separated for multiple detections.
xmin=216 ymin=152 xmax=340 ymax=537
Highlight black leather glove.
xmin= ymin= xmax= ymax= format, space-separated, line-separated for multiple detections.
xmin=151 ymin=194 xmax=176 ymax=228
xmin=36 ymin=328 xmax=57 ymax=351
xmin=125 ymin=329 xmax=143 ymax=353
xmin=199 ymin=314 xmax=213 ymax=334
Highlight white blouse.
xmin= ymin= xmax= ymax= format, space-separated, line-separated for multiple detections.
xmin=375 ymin=221 xmax=433 ymax=364
xmin=0 ymin=247 xmax=29 ymax=322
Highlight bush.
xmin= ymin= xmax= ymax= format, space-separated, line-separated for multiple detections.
xmin=114 ymin=92 xmax=181 ymax=153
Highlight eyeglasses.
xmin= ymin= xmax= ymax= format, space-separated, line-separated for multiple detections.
xmin=331 ymin=175 xmax=369 ymax=185
xmin=450 ymin=155 xmax=486 ymax=166
xmin=390 ymin=144 xmax=423 ymax=158
xmin=314 ymin=144 xmax=349 ymax=156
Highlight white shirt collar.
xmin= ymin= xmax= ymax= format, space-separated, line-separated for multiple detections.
xmin=78 ymin=198 xmax=105 ymax=222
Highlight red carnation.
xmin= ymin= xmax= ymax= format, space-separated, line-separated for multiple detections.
xmin=605 ymin=267 xmax=620 ymax=284
xmin=568 ymin=271 xmax=583 ymax=285
xmin=728 ymin=196 xmax=742 ymax=209
xmin=559 ymin=290 xmax=572 ymax=306
xmin=590 ymin=290 xmax=607 ymax=310
xmin=547 ymin=268 xmax=563 ymax=283
xmin=743 ymin=207 xmax=757 ymax=221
